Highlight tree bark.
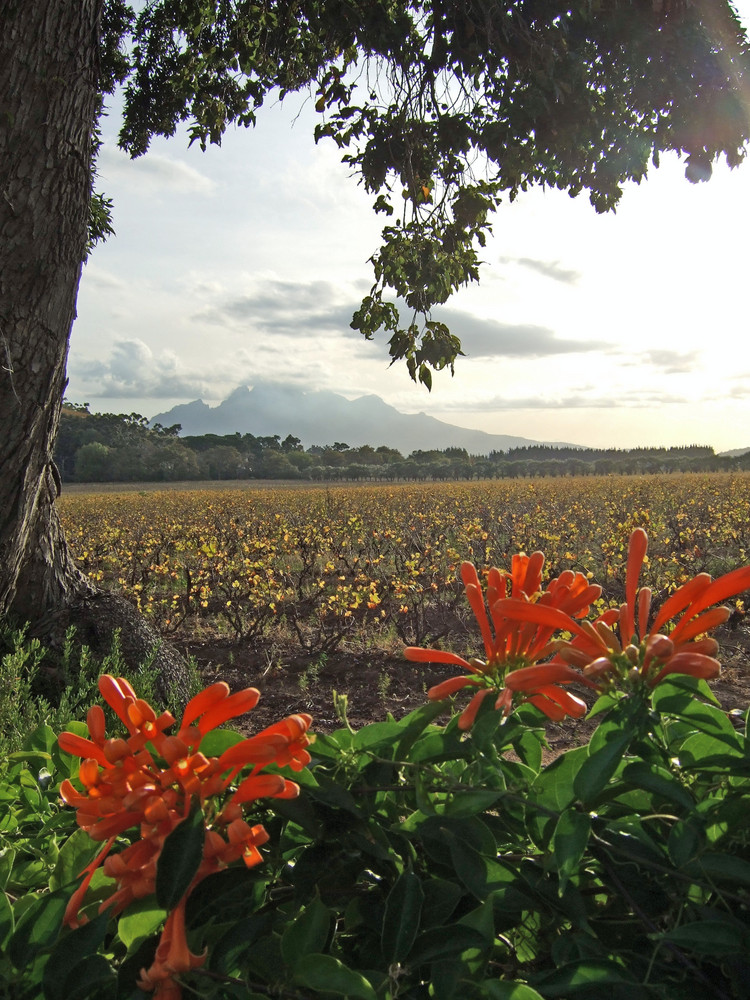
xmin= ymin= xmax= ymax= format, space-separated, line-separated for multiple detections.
xmin=0 ymin=0 xmax=189 ymax=701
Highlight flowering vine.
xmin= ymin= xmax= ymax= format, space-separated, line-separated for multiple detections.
xmin=58 ymin=675 xmax=312 ymax=999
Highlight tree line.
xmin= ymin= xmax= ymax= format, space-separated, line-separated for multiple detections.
xmin=56 ymin=404 xmax=749 ymax=484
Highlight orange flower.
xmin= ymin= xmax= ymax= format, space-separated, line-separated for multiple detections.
xmin=58 ymin=675 xmax=313 ymax=996
xmin=137 ymin=898 xmax=206 ymax=999
xmin=557 ymin=528 xmax=750 ymax=689
xmin=405 ymin=558 xmax=597 ymax=729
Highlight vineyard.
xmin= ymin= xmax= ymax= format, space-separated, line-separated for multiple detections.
xmin=58 ymin=473 xmax=750 ymax=730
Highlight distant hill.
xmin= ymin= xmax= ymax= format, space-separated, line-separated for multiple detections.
xmin=150 ymin=384 xmax=579 ymax=455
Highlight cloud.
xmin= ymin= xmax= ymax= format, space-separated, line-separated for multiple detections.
xmin=436 ymin=308 xmax=604 ymax=359
xmin=81 ymin=265 xmax=127 ymax=290
xmin=432 ymin=388 xmax=689 ymax=412
xmin=193 ymin=278 xmax=357 ymax=335
xmin=69 ymin=338 xmax=219 ymax=399
xmin=97 ymin=146 xmax=217 ymax=195
xmin=498 ymin=256 xmax=582 ymax=285
xmin=67 ymin=332 xmax=346 ymax=402
xmin=639 ymin=349 xmax=700 ymax=374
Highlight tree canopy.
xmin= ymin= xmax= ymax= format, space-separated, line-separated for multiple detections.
xmin=96 ymin=0 xmax=750 ymax=386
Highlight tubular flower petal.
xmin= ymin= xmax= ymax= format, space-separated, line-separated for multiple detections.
xmin=404 ymin=646 xmax=474 ymax=670
xmin=650 ymin=652 xmax=721 ymax=687
xmin=458 ymin=688 xmax=496 ymax=730
xmin=428 ymin=676 xmax=483 ymax=700
xmin=407 ymin=558 xmax=594 ymax=729
xmin=137 ymin=899 xmax=206 ymax=998
xmin=226 ymin=772 xmax=287 ymax=807
xmin=86 ymin=705 xmax=106 ymax=744
xmin=98 ymin=674 xmax=138 ymax=731
xmin=504 ymin=663 xmax=597 ymax=692
xmin=527 ymin=686 xmax=588 ymax=719
xmin=524 ymin=694 xmax=569 ymax=722
xmin=180 ymin=681 xmax=231 ymax=731
xmin=57 ymin=733 xmax=111 ymax=768
xmin=623 ymin=527 xmax=649 ymax=643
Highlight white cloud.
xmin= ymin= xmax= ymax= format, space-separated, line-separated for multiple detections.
xmin=97 ymin=146 xmax=217 ymax=195
xmin=80 ymin=264 xmax=127 ymax=290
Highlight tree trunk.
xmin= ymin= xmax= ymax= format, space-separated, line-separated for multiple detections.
xmin=0 ymin=0 xmax=189 ymax=701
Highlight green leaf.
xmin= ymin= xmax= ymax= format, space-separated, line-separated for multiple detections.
xmin=281 ymin=894 xmax=332 ymax=966
xmin=50 ymin=828 xmax=102 ymax=893
xmin=43 ymin=912 xmax=110 ymax=1000
xmin=9 ymin=886 xmax=71 ymax=969
xmin=621 ymin=761 xmax=694 ymax=812
xmin=420 ymin=878 xmax=463 ymax=929
xmin=448 ymin=839 xmax=515 ymax=900
xmin=293 ymin=954 xmax=377 ymax=1000
xmin=667 ymin=819 xmax=702 ymax=868
xmin=209 ymin=913 xmax=273 ymax=976
xmin=27 ymin=724 xmax=58 ymax=755
xmin=396 ymin=700 xmax=450 ymax=759
xmin=155 ymin=805 xmax=205 ymax=910
xmin=573 ymin=726 xmax=631 ymax=805
xmin=684 ymin=853 xmax=750 ymax=888
xmin=659 ymin=919 xmax=750 ymax=956
xmin=117 ymin=899 xmax=167 ymax=951
xmin=458 ymin=896 xmax=495 ymax=970
xmin=510 ymin=728 xmax=543 ymax=774
xmin=198 ymin=727 xmax=243 ymax=757
xmin=553 ymin=809 xmax=591 ymax=894
xmin=409 ymin=728 xmax=465 ymax=764
xmin=677 ymin=732 xmax=743 ymax=767
xmin=481 ymin=982 xmax=546 ymax=1000
xmin=352 ymin=720 xmax=405 ymax=752
xmin=0 ymin=847 xmax=15 ymax=890
xmin=430 ymin=957 xmax=463 ymax=1000
xmin=308 ymin=771 xmax=362 ymax=815
xmin=0 ymin=891 xmax=13 ymax=949
xmin=532 ymin=960 xmax=641 ymax=996
xmin=409 ymin=925 xmax=489 ymax=967
xmin=653 ymin=693 xmax=741 ymax=745
xmin=381 ymin=867 xmax=424 ymax=963
xmin=443 ymin=789 xmax=503 ymax=817
xmin=529 ymin=746 xmax=589 ymax=846
xmin=61 ymin=954 xmax=116 ymax=1000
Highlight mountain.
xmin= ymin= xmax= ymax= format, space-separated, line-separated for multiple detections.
xmin=150 ymin=383 xmax=579 ymax=455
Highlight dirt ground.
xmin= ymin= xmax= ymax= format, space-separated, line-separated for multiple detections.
xmin=187 ymin=621 xmax=750 ymax=755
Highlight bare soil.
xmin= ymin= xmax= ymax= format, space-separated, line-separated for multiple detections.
xmin=186 ymin=622 xmax=750 ymax=756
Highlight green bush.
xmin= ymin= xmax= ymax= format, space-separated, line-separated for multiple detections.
xmin=0 ymin=625 xmax=198 ymax=757
xmin=1 ymin=683 xmax=749 ymax=999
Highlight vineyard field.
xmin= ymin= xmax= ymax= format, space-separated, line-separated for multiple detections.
xmin=59 ymin=473 xmax=750 ymax=731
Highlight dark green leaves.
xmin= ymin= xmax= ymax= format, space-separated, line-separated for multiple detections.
xmin=155 ymin=804 xmax=205 ymax=909
xmin=293 ymin=955 xmax=377 ymax=1000
xmin=381 ymin=867 xmax=424 ymax=963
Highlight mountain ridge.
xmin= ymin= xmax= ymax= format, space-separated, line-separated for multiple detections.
xmin=150 ymin=383 xmax=580 ymax=455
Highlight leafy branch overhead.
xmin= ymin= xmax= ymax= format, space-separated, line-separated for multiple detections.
xmin=101 ymin=0 xmax=750 ymax=385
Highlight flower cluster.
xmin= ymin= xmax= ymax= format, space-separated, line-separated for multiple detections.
xmin=405 ymin=555 xmax=600 ymax=729
xmin=408 ymin=531 xmax=750 ymax=729
xmin=558 ymin=527 xmax=750 ymax=689
xmin=58 ymin=675 xmax=313 ymax=999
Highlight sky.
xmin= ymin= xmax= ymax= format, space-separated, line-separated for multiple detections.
xmin=69 ymin=5 xmax=750 ymax=453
